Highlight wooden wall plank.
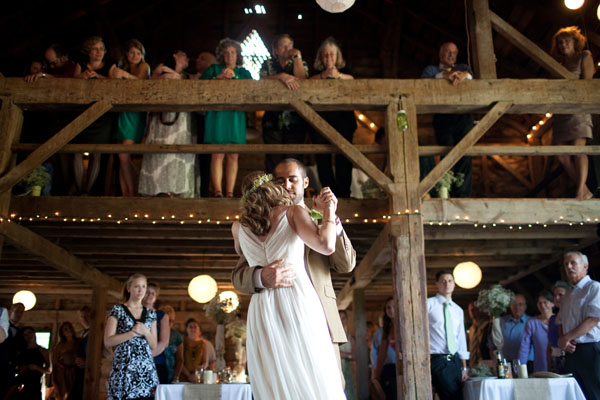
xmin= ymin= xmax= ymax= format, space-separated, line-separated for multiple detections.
xmin=83 ymin=286 xmax=107 ymax=400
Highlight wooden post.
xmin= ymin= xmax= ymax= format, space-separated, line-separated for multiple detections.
xmin=353 ymin=289 xmax=370 ymax=400
xmin=0 ymin=99 xmax=23 ymax=260
xmin=386 ymin=96 xmax=432 ymax=399
xmin=83 ymin=285 xmax=108 ymax=400
xmin=467 ymin=0 xmax=497 ymax=78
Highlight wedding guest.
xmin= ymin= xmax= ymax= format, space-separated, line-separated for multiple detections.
xmin=550 ymin=27 xmax=594 ymax=199
xmin=0 ymin=307 xmax=7 ymax=344
xmin=25 ymin=44 xmax=77 ymax=82
xmin=467 ymin=303 xmax=493 ymax=368
xmin=0 ymin=303 xmax=26 ymax=399
xmin=557 ymin=251 xmax=600 ymax=399
xmin=260 ymin=34 xmax=309 ymax=171
xmin=143 ymin=282 xmax=170 ymax=384
xmin=104 ymin=274 xmax=159 ymax=400
xmin=180 ymin=318 xmax=209 ymax=382
xmin=371 ymin=297 xmax=399 ymax=400
xmin=499 ymin=294 xmax=532 ymax=364
xmin=548 ymin=280 xmax=569 ymax=373
xmin=428 ymin=271 xmax=469 ymax=400
xmin=339 ymin=310 xmax=356 ymax=400
xmin=52 ymin=322 xmax=80 ymax=400
xmin=111 ymin=39 xmax=150 ymax=197
xmin=138 ymin=50 xmax=195 ymax=197
xmin=72 ymin=36 xmax=116 ymax=195
xmin=70 ymin=305 xmax=91 ymax=400
xmin=201 ymin=38 xmax=252 ymax=197
xmin=519 ymin=290 xmax=554 ymax=372
xmin=309 ymin=37 xmax=357 ymax=198
xmin=160 ymin=305 xmax=183 ymax=383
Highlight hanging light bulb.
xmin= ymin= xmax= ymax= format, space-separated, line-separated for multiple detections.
xmin=597 ymin=4 xmax=600 ymax=19
xmin=564 ymin=0 xmax=584 ymax=10
xmin=218 ymin=291 xmax=240 ymax=313
xmin=188 ymin=275 xmax=218 ymax=303
xmin=453 ymin=262 xmax=482 ymax=289
xmin=13 ymin=290 xmax=36 ymax=311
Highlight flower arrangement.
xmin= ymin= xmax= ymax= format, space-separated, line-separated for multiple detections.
xmin=204 ymin=296 xmax=234 ymax=325
xmin=225 ymin=317 xmax=246 ymax=343
xmin=474 ymin=285 xmax=514 ymax=318
xmin=469 ymin=364 xmax=493 ymax=377
xmin=23 ymin=165 xmax=51 ymax=188
xmin=435 ymin=171 xmax=464 ymax=198
xmin=240 ymin=173 xmax=273 ymax=203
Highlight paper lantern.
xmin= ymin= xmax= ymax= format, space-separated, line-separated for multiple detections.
xmin=453 ymin=262 xmax=482 ymax=289
xmin=218 ymin=291 xmax=240 ymax=313
xmin=188 ymin=275 xmax=218 ymax=303
xmin=316 ymin=0 xmax=355 ymax=13
xmin=13 ymin=290 xmax=36 ymax=311
xmin=564 ymin=0 xmax=584 ymax=10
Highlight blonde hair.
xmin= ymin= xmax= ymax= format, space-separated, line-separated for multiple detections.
xmin=123 ymin=273 xmax=147 ymax=301
xmin=551 ymin=26 xmax=587 ymax=59
xmin=239 ymin=171 xmax=292 ymax=236
xmin=314 ymin=37 xmax=346 ymax=71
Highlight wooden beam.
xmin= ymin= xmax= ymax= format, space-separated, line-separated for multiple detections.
xmin=467 ymin=0 xmax=497 ymax=78
xmin=289 ymin=98 xmax=394 ymax=193
xmin=418 ymin=101 xmax=512 ymax=197
xmin=352 ymin=289 xmax=370 ymax=400
xmin=0 ymin=220 xmax=122 ymax=297
xmin=489 ymin=11 xmax=576 ymax=79
xmin=490 ymin=155 xmax=533 ymax=189
xmin=5 ymin=78 xmax=600 ymax=114
xmin=0 ymin=100 xmax=112 ymax=194
xmin=83 ymin=286 xmax=107 ymax=400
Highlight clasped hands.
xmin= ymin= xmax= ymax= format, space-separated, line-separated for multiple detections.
xmin=217 ymin=67 xmax=236 ymax=80
xmin=443 ymin=70 xmax=468 ymax=86
xmin=131 ymin=321 xmax=150 ymax=337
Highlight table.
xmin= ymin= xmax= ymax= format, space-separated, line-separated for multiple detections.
xmin=463 ymin=377 xmax=585 ymax=400
xmin=155 ymin=383 xmax=252 ymax=400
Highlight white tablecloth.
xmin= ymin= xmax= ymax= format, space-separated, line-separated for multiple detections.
xmin=463 ymin=377 xmax=585 ymax=400
xmin=155 ymin=383 xmax=252 ymax=400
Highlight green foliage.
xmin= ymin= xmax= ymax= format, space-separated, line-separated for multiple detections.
xmin=469 ymin=364 xmax=493 ymax=377
xmin=434 ymin=171 xmax=464 ymax=192
xmin=23 ymin=165 xmax=51 ymax=187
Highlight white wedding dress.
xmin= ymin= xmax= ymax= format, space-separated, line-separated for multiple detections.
xmin=240 ymin=210 xmax=346 ymax=400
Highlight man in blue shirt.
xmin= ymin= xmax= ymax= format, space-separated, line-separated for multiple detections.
xmin=421 ymin=42 xmax=473 ymax=197
xmin=499 ymin=293 xmax=533 ymax=364
xmin=557 ymin=251 xmax=600 ymax=400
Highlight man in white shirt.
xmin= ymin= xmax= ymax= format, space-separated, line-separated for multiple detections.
xmin=428 ymin=271 xmax=469 ymax=400
xmin=557 ymin=251 xmax=600 ymax=400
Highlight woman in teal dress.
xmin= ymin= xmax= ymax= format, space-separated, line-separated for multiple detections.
xmin=201 ymin=38 xmax=252 ymax=197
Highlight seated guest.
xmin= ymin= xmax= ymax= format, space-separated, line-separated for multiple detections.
xmin=548 ymin=281 xmax=569 ymax=373
xmin=52 ymin=322 xmax=79 ymax=400
xmin=180 ymin=318 xmax=209 ymax=382
xmin=160 ymin=305 xmax=184 ymax=383
xmin=201 ymin=38 xmax=252 ymax=198
xmin=138 ymin=50 xmax=195 ymax=198
xmin=111 ymin=39 xmax=150 ymax=197
xmin=73 ymin=36 xmax=116 ymax=195
xmin=25 ymin=44 xmax=77 ymax=82
xmin=309 ymin=37 xmax=357 ymax=198
xmin=260 ymin=34 xmax=309 ymax=172
xmin=519 ymin=290 xmax=554 ymax=372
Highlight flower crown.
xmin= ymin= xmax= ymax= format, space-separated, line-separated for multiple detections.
xmin=240 ymin=173 xmax=274 ymax=203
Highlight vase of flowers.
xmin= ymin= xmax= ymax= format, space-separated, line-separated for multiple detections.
xmin=435 ymin=171 xmax=464 ymax=199
xmin=226 ymin=317 xmax=247 ymax=382
xmin=475 ymin=285 xmax=514 ymax=351
xmin=204 ymin=296 xmax=235 ymax=372
xmin=23 ymin=165 xmax=51 ymax=196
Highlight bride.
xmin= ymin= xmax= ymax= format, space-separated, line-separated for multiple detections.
xmin=232 ymin=172 xmax=346 ymax=399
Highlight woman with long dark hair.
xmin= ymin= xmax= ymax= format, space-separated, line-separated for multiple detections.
xmin=52 ymin=322 xmax=79 ymax=400
xmin=372 ymin=297 xmax=399 ymax=400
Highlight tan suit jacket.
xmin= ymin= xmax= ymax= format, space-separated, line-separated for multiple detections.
xmin=231 ymin=227 xmax=356 ymax=343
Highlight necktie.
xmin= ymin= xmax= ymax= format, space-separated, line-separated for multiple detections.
xmin=444 ymin=301 xmax=457 ymax=355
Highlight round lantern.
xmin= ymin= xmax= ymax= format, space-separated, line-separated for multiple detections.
xmin=564 ymin=0 xmax=584 ymax=10
xmin=452 ymin=262 xmax=482 ymax=289
xmin=316 ymin=0 xmax=355 ymax=13
xmin=218 ymin=291 xmax=240 ymax=313
xmin=188 ymin=275 xmax=218 ymax=303
xmin=13 ymin=290 xmax=36 ymax=311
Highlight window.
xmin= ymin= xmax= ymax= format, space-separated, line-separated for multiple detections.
xmin=241 ymin=29 xmax=271 ymax=80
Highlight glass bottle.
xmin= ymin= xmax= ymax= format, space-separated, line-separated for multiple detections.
xmin=496 ymin=351 xmax=506 ymax=379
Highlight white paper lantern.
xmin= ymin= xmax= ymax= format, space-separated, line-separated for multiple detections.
xmin=218 ymin=291 xmax=240 ymax=313
xmin=564 ymin=0 xmax=584 ymax=10
xmin=453 ymin=262 xmax=482 ymax=289
xmin=316 ymin=0 xmax=355 ymax=13
xmin=188 ymin=275 xmax=218 ymax=303
xmin=13 ymin=290 xmax=36 ymax=311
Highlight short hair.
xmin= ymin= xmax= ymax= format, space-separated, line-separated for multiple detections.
xmin=551 ymin=26 xmax=587 ymax=58
xmin=314 ymin=36 xmax=346 ymax=71
xmin=538 ymin=290 xmax=554 ymax=303
xmin=47 ymin=43 xmax=67 ymax=59
xmin=435 ymin=270 xmax=453 ymax=281
xmin=10 ymin=302 xmax=24 ymax=312
xmin=552 ymin=280 xmax=570 ymax=293
xmin=82 ymin=36 xmax=105 ymax=56
xmin=148 ymin=282 xmax=160 ymax=295
xmin=565 ymin=251 xmax=589 ymax=266
xmin=272 ymin=34 xmax=293 ymax=55
xmin=215 ymin=38 xmax=243 ymax=66
xmin=123 ymin=273 xmax=147 ymax=301
xmin=278 ymin=158 xmax=307 ymax=179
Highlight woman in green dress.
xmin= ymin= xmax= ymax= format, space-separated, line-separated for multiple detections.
xmin=201 ymin=38 xmax=252 ymax=197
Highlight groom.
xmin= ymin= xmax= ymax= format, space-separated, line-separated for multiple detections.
xmin=231 ymin=158 xmax=356 ymax=374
